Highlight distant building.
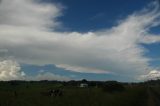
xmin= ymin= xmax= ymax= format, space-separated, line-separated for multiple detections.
xmin=80 ymin=83 xmax=88 ymax=87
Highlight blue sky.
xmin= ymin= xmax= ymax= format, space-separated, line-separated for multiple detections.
xmin=55 ymin=0 xmax=151 ymax=32
xmin=0 ymin=0 xmax=159 ymax=82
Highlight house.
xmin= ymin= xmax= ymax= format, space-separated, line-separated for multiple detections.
xmin=80 ymin=83 xmax=88 ymax=88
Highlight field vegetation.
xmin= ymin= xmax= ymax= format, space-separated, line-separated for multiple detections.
xmin=0 ymin=80 xmax=159 ymax=106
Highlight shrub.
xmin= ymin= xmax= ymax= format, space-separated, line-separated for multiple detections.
xmin=102 ymin=81 xmax=125 ymax=93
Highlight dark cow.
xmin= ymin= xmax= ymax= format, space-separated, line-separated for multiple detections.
xmin=41 ymin=89 xmax=63 ymax=97
xmin=49 ymin=89 xmax=63 ymax=96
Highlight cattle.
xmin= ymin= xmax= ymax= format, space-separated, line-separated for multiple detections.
xmin=41 ymin=89 xmax=63 ymax=97
xmin=51 ymin=89 xmax=63 ymax=96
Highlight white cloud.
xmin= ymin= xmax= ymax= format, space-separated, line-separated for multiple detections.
xmin=0 ymin=60 xmax=25 ymax=81
xmin=0 ymin=59 xmax=70 ymax=81
xmin=141 ymin=35 xmax=160 ymax=44
xmin=139 ymin=70 xmax=160 ymax=80
xmin=56 ymin=64 xmax=110 ymax=74
xmin=0 ymin=0 xmax=61 ymax=30
xmin=0 ymin=0 xmax=160 ymax=81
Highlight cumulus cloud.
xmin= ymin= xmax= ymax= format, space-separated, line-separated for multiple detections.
xmin=0 ymin=60 xmax=25 ymax=81
xmin=0 ymin=59 xmax=70 ymax=81
xmin=139 ymin=70 xmax=160 ymax=80
xmin=0 ymin=0 xmax=160 ymax=81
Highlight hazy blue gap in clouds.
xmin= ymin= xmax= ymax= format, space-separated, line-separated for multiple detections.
xmin=21 ymin=64 xmax=132 ymax=82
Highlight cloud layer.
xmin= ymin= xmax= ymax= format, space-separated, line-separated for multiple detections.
xmin=0 ymin=0 xmax=160 ymax=81
xmin=0 ymin=0 xmax=61 ymax=30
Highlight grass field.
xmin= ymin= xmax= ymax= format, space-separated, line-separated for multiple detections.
xmin=0 ymin=81 xmax=155 ymax=106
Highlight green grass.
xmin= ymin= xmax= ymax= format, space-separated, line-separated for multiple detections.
xmin=0 ymin=83 xmax=148 ymax=106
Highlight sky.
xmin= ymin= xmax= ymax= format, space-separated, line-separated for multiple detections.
xmin=0 ymin=0 xmax=160 ymax=82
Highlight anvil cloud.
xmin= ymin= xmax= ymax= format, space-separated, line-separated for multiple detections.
xmin=0 ymin=0 xmax=160 ymax=81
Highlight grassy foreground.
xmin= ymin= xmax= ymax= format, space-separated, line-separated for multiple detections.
xmin=0 ymin=81 xmax=151 ymax=106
